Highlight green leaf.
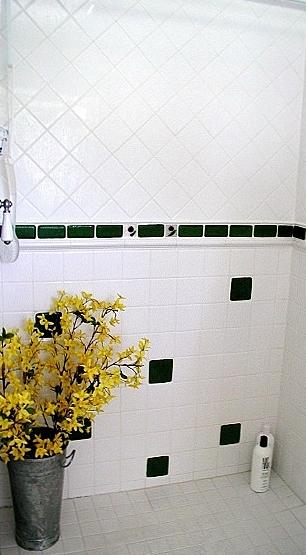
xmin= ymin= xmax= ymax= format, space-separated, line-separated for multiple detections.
xmin=5 ymin=333 xmax=14 ymax=340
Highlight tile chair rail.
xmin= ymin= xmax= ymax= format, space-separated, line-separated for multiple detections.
xmin=12 ymin=223 xmax=305 ymax=241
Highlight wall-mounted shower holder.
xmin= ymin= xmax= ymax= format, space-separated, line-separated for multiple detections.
xmin=0 ymin=198 xmax=14 ymax=244
xmin=0 ymin=127 xmax=14 ymax=244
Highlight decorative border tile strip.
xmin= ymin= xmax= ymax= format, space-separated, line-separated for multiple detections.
xmin=67 ymin=225 xmax=94 ymax=239
xmin=205 ymin=224 xmax=228 ymax=237
xmin=96 ymin=225 xmax=123 ymax=238
xmin=254 ymin=225 xmax=277 ymax=237
xmin=278 ymin=225 xmax=293 ymax=237
xmin=16 ymin=225 xmax=36 ymax=239
xmin=178 ymin=224 xmax=203 ymax=237
xmin=293 ymin=226 xmax=306 ymax=240
xmin=230 ymin=225 xmax=253 ymax=237
xmin=37 ymin=225 xmax=66 ymax=239
xmin=138 ymin=224 xmax=164 ymax=238
xmin=166 ymin=225 xmax=177 ymax=237
xmin=13 ymin=223 xmax=304 ymax=241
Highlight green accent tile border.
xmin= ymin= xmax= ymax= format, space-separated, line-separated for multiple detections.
xmin=13 ymin=222 xmax=306 ymax=243
xmin=146 ymin=456 xmax=169 ymax=478
xmin=138 ymin=224 xmax=164 ymax=238
xmin=230 ymin=225 xmax=253 ymax=237
xmin=16 ymin=225 xmax=36 ymax=239
xmin=149 ymin=359 xmax=173 ymax=384
xmin=254 ymin=225 xmax=277 ymax=238
xmin=67 ymin=225 xmax=94 ymax=239
xmin=230 ymin=277 xmax=252 ymax=301
xmin=178 ymin=224 xmax=203 ymax=237
xmin=38 ymin=225 xmax=66 ymax=239
xmin=96 ymin=225 xmax=123 ymax=238
xmin=220 ymin=423 xmax=241 ymax=445
xmin=278 ymin=225 xmax=293 ymax=238
xmin=293 ymin=226 xmax=306 ymax=240
xmin=205 ymin=225 xmax=228 ymax=237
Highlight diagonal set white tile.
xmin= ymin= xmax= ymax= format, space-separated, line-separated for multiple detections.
xmin=73 ymin=177 xmax=110 ymax=218
xmin=8 ymin=0 xmax=306 ymax=223
xmin=27 ymin=85 xmax=67 ymax=128
xmin=50 ymin=155 xmax=89 ymax=196
xmin=26 ymin=0 xmax=68 ymax=35
xmin=72 ymin=133 xmax=110 ymax=174
xmin=49 ymin=110 xmax=89 ymax=150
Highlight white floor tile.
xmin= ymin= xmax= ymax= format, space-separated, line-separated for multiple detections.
xmin=0 ymin=471 xmax=305 ymax=555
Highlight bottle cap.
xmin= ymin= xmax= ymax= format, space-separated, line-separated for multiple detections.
xmin=260 ymin=435 xmax=268 ymax=448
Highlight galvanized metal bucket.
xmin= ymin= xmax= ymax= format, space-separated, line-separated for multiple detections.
xmin=7 ymin=449 xmax=75 ymax=551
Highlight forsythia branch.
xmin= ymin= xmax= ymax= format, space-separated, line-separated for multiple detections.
xmin=0 ymin=291 xmax=150 ymax=462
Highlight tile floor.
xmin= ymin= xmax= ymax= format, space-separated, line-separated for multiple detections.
xmin=1 ymin=472 xmax=306 ymax=555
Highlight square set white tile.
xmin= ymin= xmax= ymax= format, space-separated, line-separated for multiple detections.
xmin=275 ymin=247 xmax=306 ymax=503
xmin=0 ymin=243 xmax=288 ymax=502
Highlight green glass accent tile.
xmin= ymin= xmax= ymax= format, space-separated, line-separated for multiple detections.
xmin=16 ymin=225 xmax=36 ymax=239
xmin=230 ymin=225 xmax=252 ymax=237
xmin=96 ymin=225 xmax=123 ymax=238
xmin=254 ymin=225 xmax=277 ymax=237
xmin=146 ymin=456 xmax=169 ymax=477
xmin=38 ymin=225 xmax=66 ymax=239
xmin=278 ymin=225 xmax=293 ymax=238
xmin=34 ymin=312 xmax=62 ymax=338
xmin=70 ymin=418 xmax=92 ymax=441
xmin=178 ymin=225 xmax=203 ymax=237
xmin=149 ymin=359 xmax=173 ymax=384
xmin=293 ymin=226 xmax=306 ymax=240
xmin=220 ymin=423 xmax=241 ymax=445
xmin=67 ymin=225 xmax=94 ymax=239
xmin=230 ymin=277 xmax=252 ymax=301
xmin=138 ymin=224 xmax=164 ymax=238
xmin=205 ymin=225 xmax=228 ymax=237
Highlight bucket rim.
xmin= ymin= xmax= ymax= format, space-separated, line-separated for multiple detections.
xmin=7 ymin=449 xmax=67 ymax=466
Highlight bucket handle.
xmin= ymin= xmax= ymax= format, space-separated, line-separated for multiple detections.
xmin=61 ymin=449 xmax=76 ymax=468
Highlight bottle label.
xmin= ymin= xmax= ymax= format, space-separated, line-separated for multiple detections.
xmin=262 ymin=457 xmax=270 ymax=470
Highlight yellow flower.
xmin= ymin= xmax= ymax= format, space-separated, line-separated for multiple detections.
xmin=0 ymin=290 xmax=149 ymax=462
xmin=0 ymin=417 xmax=11 ymax=431
xmin=34 ymin=443 xmax=49 ymax=459
xmin=37 ymin=314 xmax=50 ymax=330
xmin=0 ymin=447 xmax=10 ymax=463
xmin=81 ymin=291 xmax=92 ymax=300
xmin=11 ymin=446 xmax=29 ymax=461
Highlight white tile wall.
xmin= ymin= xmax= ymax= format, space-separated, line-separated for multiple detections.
xmin=275 ymin=244 xmax=306 ymax=502
xmin=273 ymin=55 xmax=306 ymax=500
xmin=0 ymin=243 xmax=290 ymax=505
xmin=295 ymin=56 xmax=306 ymax=226
xmin=1 ymin=0 xmax=305 ymax=223
xmin=0 ymin=0 xmax=306 ymax=509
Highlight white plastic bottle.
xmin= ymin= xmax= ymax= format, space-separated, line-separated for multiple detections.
xmin=250 ymin=435 xmax=272 ymax=492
